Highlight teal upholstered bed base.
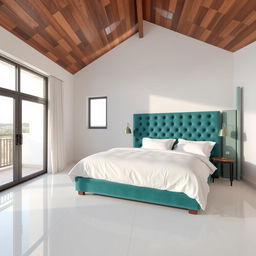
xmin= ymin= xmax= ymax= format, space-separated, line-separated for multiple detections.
xmin=75 ymin=177 xmax=201 ymax=211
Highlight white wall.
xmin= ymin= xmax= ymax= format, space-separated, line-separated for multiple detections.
xmin=74 ymin=21 xmax=234 ymax=160
xmin=233 ymin=42 xmax=256 ymax=186
xmin=0 ymin=27 xmax=74 ymax=166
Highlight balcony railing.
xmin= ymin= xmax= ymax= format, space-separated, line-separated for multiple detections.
xmin=0 ymin=136 xmax=13 ymax=168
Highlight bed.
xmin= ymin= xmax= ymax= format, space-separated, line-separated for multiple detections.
xmin=69 ymin=111 xmax=221 ymax=214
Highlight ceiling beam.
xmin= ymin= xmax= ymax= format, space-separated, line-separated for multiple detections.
xmin=136 ymin=0 xmax=143 ymax=38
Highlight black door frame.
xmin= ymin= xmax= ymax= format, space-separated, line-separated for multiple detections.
xmin=0 ymin=55 xmax=48 ymax=192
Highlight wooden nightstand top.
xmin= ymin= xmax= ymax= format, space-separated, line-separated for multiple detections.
xmin=211 ymin=157 xmax=235 ymax=163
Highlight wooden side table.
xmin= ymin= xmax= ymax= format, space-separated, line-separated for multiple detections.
xmin=211 ymin=157 xmax=235 ymax=186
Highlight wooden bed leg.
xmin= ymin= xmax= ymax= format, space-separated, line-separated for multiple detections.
xmin=78 ymin=191 xmax=85 ymax=195
xmin=188 ymin=209 xmax=198 ymax=215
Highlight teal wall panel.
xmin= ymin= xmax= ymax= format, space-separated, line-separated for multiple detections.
xmin=222 ymin=110 xmax=237 ymax=178
xmin=236 ymin=87 xmax=242 ymax=180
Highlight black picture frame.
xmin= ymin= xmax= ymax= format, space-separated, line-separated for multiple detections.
xmin=88 ymin=96 xmax=107 ymax=129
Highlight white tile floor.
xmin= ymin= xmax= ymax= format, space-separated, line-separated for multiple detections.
xmin=0 ymin=168 xmax=256 ymax=256
xmin=0 ymin=165 xmax=43 ymax=186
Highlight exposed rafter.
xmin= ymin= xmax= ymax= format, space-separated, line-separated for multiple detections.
xmin=136 ymin=0 xmax=144 ymax=38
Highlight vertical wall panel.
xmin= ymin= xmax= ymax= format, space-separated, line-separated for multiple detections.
xmin=222 ymin=110 xmax=237 ymax=178
xmin=236 ymin=87 xmax=242 ymax=180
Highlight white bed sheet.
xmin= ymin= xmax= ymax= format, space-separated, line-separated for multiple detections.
xmin=68 ymin=147 xmax=216 ymax=210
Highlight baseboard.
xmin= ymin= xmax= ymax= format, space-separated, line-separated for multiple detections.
xmin=242 ymin=176 xmax=256 ymax=189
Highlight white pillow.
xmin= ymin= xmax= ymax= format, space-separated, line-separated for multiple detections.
xmin=142 ymin=138 xmax=176 ymax=150
xmin=174 ymin=139 xmax=216 ymax=158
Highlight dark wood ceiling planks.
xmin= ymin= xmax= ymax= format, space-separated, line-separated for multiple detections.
xmin=143 ymin=0 xmax=256 ymax=52
xmin=0 ymin=0 xmax=138 ymax=74
xmin=0 ymin=0 xmax=256 ymax=74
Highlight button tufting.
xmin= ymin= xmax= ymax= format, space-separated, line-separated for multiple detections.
xmin=134 ymin=112 xmax=220 ymax=157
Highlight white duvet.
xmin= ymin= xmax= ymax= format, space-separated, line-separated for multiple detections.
xmin=68 ymin=147 xmax=216 ymax=210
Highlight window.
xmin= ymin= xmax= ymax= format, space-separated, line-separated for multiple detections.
xmin=88 ymin=97 xmax=107 ymax=129
xmin=0 ymin=59 xmax=15 ymax=91
xmin=20 ymin=68 xmax=45 ymax=98
xmin=0 ymin=57 xmax=46 ymax=99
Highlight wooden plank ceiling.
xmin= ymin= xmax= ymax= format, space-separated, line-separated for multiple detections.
xmin=144 ymin=0 xmax=256 ymax=52
xmin=0 ymin=0 xmax=256 ymax=74
xmin=0 ymin=0 xmax=137 ymax=74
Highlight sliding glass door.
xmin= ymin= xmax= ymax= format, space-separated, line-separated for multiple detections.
xmin=21 ymin=100 xmax=44 ymax=178
xmin=0 ymin=56 xmax=47 ymax=191
xmin=0 ymin=95 xmax=15 ymax=186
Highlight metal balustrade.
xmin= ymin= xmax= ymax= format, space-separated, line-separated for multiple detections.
xmin=0 ymin=136 xmax=13 ymax=168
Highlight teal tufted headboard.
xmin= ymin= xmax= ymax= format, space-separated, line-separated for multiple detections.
xmin=133 ymin=111 xmax=221 ymax=157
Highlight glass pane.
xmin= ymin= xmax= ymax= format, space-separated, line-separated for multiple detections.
xmin=20 ymin=69 xmax=44 ymax=98
xmin=89 ymin=98 xmax=107 ymax=127
xmin=22 ymin=101 xmax=44 ymax=177
xmin=0 ymin=60 xmax=15 ymax=91
xmin=0 ymin=95 xmax=14 ymax=186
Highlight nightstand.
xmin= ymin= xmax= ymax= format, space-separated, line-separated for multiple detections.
xmin=211 ymin=157 xmax=235 ymax=186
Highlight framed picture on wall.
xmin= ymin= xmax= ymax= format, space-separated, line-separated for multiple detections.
xmin=88 ymin=96 xmax=107 ymax=129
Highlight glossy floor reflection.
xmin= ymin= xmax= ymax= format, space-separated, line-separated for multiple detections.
xmin=0 ymin=169 xmax=256 ymax=256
